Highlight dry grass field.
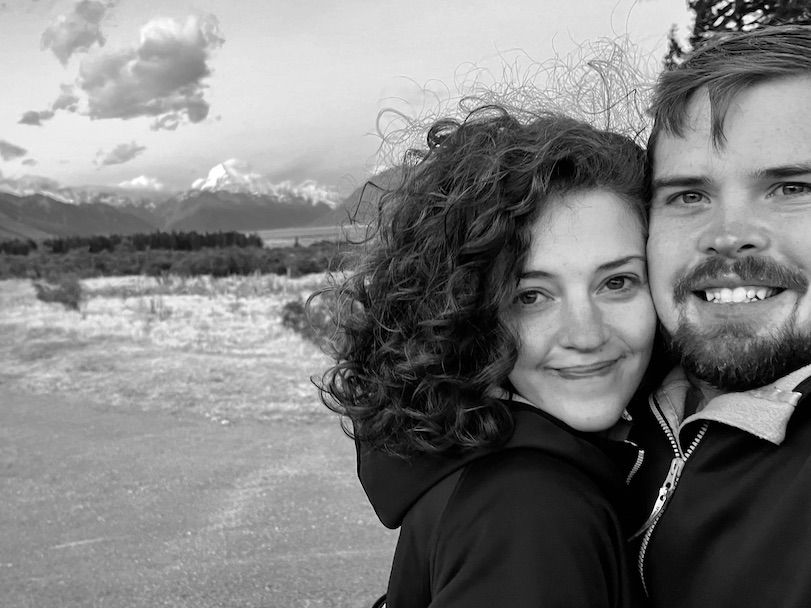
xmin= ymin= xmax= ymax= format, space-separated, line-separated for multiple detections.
xmin=0 ymin=273 xmax=332 ymax=424
xmin=1 ymin=273 xmax=398 ymax=607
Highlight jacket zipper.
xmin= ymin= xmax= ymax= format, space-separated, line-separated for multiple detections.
xmin=624 ymin=441 xmax=645 ymax=485
xmin=632 ymin=395 xmax=708 ymax=597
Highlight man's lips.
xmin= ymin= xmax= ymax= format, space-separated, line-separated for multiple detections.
xmin=688 ymin=273 xmax=792 ymax=304
xmin=673 ymin=257 xmax=809 ymax=305
xmin=694 ymin=285 xmax=784 ymax=303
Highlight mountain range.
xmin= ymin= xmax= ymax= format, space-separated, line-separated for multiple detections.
xmin=0 ymin=160 xmax=356 ymax=241
xmin=0 ymin=161 xmax=402 ymax=241
xmin=0 ymin=190 xmax=340 ymax=241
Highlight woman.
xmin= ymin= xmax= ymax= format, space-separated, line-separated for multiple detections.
xmin=318 ymin=106 xmax=655 ymax=607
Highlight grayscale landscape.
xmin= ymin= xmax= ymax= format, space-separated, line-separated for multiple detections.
xmin=0 ymin=0 xmax=692 ymax=605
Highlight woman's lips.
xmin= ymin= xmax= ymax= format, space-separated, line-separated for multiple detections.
xmin=551 ymin=359 xmax=619 ymax=379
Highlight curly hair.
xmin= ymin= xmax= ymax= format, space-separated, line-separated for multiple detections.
xmin=317 ymin=106 xmax=647 ymax=457
xmin=648 ymin=24 xmax=811 ymax=154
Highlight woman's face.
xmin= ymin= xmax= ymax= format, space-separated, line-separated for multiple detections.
xmin=502 ymin=189 xmax=656 ymax=431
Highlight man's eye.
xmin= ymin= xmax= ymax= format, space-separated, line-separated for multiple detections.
xmin=671 ymin=192 xmax=706 ymax=205
xmin=776 ymin=183 xmax=811 ymax=196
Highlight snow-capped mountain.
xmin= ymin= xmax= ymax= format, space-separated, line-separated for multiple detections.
xmin=0 ymin=175 xmax=176 ymax=209
xmin=189 ymin=159 xmax=341 ymax=208
xmin=0 ymin=160 xmax=346 ymax=238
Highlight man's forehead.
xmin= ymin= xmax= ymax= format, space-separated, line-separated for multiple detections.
xmin=652 ymin=128 xmax=710 ymax=179
xmin=653 ymin=77 xmax=811 ymax=179
xmin=680 ymin=88 xmax=713 ymax=132
xmin=651 ymin=89 xmax=712 ymax=177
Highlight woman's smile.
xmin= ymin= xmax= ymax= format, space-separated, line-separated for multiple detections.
xmin=550 ymin=358 xmax=623 ymax=379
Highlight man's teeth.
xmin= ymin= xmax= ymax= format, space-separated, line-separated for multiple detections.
xmin=702 ymin=286 xmax=777 ymax=303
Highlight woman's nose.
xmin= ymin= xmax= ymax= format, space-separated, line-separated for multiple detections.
xmin=559 ymin=301 xmax=609 ymax=351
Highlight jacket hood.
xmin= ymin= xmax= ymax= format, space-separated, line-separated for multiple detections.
xmin=358 ymin=401 xmax=637 ymax=528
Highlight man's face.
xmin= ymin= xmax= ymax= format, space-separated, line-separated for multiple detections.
xmin=648 ymin=76 xmax=811 ymax=391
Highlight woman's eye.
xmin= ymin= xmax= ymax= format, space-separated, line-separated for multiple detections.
xmin=515 ymin=289 xmax=550 ymax=307
xmin=601 ymin=275 xmax=640 ymax=294
xmin=604 ymin=276 xmax=629 ymax=291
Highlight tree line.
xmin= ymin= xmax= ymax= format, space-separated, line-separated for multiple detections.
xmin=0 ymin=230 xmax=265 ymax=256
xmin=0 ymin=239 xmax=349 ymax=280
xmin=665 ymin=1 xmax=811 ymax=68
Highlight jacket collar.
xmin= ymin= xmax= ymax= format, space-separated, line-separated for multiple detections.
xmin=655 ymin=364 xmax=811 ymax=445
xmin=357 ymin=401 xmax=630 ymax=528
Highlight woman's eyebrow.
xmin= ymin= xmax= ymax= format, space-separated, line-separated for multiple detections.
xmin=519 ymin=255 xmax=644 ymax=279
xmin=595 ymin=255 xmax=645 ymax=273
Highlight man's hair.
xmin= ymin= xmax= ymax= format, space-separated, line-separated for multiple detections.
xmin=317 ymin=106 xmax=647 ymax=457
xmin=648 ymin=24 xmax=811 ymax=152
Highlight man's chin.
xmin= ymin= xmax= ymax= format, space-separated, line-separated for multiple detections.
xmin=665 ymin=322 xmax=811 ymax=392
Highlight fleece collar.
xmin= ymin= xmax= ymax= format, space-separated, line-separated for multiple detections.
xmin=654 ymin=364 xmax=811 ymax=445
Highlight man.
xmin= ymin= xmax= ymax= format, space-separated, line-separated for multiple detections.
xmin=629 ymin=25 xmax=811 ymax=607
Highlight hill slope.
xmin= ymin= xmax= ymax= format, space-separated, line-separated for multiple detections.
xmin=159 ymin=191 xmax=334 ymax=231
xmin=0 ymin=192 xmax=157 ymax=238
xmin=309 ymin=169 xmax=402 ymax=227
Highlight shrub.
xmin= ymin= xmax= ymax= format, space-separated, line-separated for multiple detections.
xmin=33 ymin=274 xmax=84 ymax=310
xmin=0 ymin=238 xmax=37 ymax=255
xmin=281 ymin=295 xmax=334 ymax=345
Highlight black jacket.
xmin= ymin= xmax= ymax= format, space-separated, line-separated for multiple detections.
xmin=628 ymin=375 xmax=811 ymax=608
xmin=358 ymin=401 xmax=643 ymax=608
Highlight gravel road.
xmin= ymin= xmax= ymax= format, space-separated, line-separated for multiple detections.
xmin=0 ymin=388 xmax=397 ymax=607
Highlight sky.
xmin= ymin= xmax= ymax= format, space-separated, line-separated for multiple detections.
xmin=0 ymin=0 xmax=691 ymax=198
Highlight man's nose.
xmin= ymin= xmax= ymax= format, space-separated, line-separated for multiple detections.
xmin=559 ymin=300 xmax=609 ymax=351
xmin=697 ymin=211 xmax=769 ymax=257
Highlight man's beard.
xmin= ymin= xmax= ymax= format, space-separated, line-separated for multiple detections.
xmin=664 ymin=255 xmax=811 ymax=391
xmin=664 ymin=318 xmax=811 ymax=392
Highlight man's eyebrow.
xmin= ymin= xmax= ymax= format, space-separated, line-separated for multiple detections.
xmin=752 ymin=163 xmax=811 ymax=180
xmin=651 ymin=175 xmax=710 ymax=191
xmin=653 ymin=164 xmax=811 ymax=191
xmin=519 ymin=255 xmax=645 ymax=279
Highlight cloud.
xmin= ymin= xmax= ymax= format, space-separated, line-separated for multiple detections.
xmin=22 ymin=159 xmax=38 ymax=166
xmin=118 ymin=175 xmax=164 ymax=190
xmin=77 ymin=14 xmax=223 ymax=129
xmin=97 ymin=141 xmax=145 ymax=166
xmin=150 ymin=113 xmax=181 ymax=131
xmin=0 ymin=174 xmax=62 ymax=196
xmin=52 ymin=84 xmax=80 ymax=112
xmin=19 ymin=110 xmax=55 ymax=126
xmin=41 ymin=0 xmax=107 ymax=65
xmin=0 ymin=140 xmax=27 ymax=161
xmin=279 ymin=179 xmax=341 ymax=206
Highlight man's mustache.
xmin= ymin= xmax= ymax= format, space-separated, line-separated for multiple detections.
xmin=672 ymin=256 xmax=809 ymax=303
